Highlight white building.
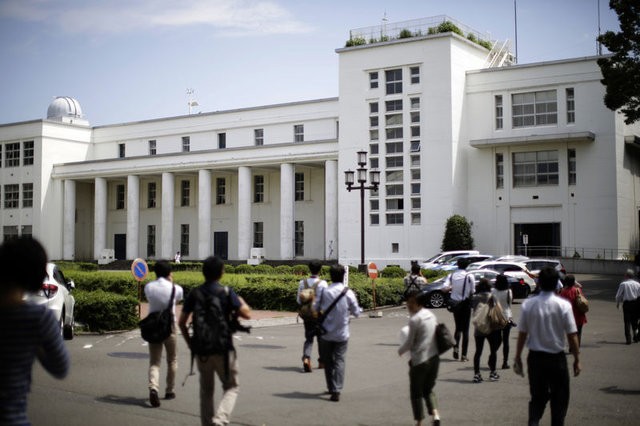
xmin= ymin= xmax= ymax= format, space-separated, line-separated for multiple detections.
xmin=1 ymin=16 xmax=639 ymax=267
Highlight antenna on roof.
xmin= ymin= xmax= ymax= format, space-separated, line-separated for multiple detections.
xmin=597 ymin=0 xmax=603 ymax=55
xmin=382 ymin=11 xmax=388 ymax=39
xmin=186 ymin=88 xmax=199 ymax=114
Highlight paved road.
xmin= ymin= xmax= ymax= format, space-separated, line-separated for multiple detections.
xmin=27 ymin=274 xmax=640 ymax=425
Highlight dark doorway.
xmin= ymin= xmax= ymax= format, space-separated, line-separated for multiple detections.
xmin=114 ymin=234 xmax=126 ymax=260
xmin=514 ymin=223 xmax=561 ymax=257
xmin=214 ymin=232 xmax=228 ymax=260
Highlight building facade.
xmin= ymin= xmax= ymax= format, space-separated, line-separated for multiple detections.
xmin=1 ymin=16 xmax=639 ymax=267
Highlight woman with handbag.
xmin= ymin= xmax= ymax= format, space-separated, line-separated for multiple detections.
xmin=491 ymin=274 xmax=514 ymax=369
xmin=471 ymin=278 xmax=502 ymax=383
xmin=559 ymin=275 xmax=587 ymax=346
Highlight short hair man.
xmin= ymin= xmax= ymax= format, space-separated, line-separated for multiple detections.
xmin=296 ymin=261 xmax=328 ymax=372
xmin=144 ymin=259 xmax=183 ymax=407
xmin=514 ymin=267 xmax=581 ymax=426
xmin=615 ymin=268 xmax=640 ymax=344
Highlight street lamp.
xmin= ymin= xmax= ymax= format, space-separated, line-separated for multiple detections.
xmin=344 ymin=150 xmax=380 ymax=272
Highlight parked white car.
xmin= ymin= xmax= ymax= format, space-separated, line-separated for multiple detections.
xmin=23 ymin=262 xmax=76 ymax=340
xmin=466 ymin=260 xmax=537 ymax=297
xmin=420 ymin=250 xmax=480 ymax=270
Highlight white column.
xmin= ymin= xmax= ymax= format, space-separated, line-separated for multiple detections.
xmin=126 ymin=175 xmax=139 ymax=260
xmin=63 ymin=180 xmax=76 ymax=260
xmin=161 ymin=172 xmax=175 ymax=259
xmin=93 ymin=177 xmax=107 ymax=260
xmin=325 ymin=160 xmax=338 ymax=260
xmin=237 ymin=166 xmax=251 ymax=260
xmin=198 ymin=169 xmax=212 ymax=259
xmin=280 ymin=163 xmax=294 ymax=260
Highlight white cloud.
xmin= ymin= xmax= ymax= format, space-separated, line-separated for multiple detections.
xmin=0 ymin=0 xmax=310 ymax=35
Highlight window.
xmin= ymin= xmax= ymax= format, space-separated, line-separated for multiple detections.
xmin=218 ymin=133 xmax=226 ymax=149
xmin=253 ymin=222 xmax=264 ymax=248
xmin=22 ymin=183 xmax=33 ymax=208
xmin=411 ymin=197 xmax=421 ymax=209
xmin=370 ymin=143 xmax=379 ymax=155
xmin=369 ymin=102 xmax=379 ymax=114
xmin=386 ymin=213 xmax=404 ymax=225
xmin=369 ymin=72 xmax=379 ymax=89
xmin=385 ymin=69 xmax=403 ymax=95
xmin=385 ymin=113 xmax=402 ymax=126
xmin=386 ymin=156 xmax=403 ymax=168
xmin=254 ymin=175 xmax=264 ymax=203
xmin=386 ymin=170 xmax=403 ymax=182
xmin=410 ymin=66 xmax=420 ymax=84
xmin=410 ymin=155 xmax=420 ymax=168
xmin=116 ymin=184 xmax=125 ymax=209
xmin=568 ymin=149 xmax=576 ymax=185
xmin=216 ymin=178 xmax=226 ymax=204
xmin=386 ymin=99 xmax=403 ymax=112
xmin=118 ymin=143 xmax=125 ymax=158
xmin=182 ymin=136 xmax=190 ymax=152
xmin=147 ymin=182 xmax=157 ymax=208
xmin=370 ymin=157 xmax=379 ymax=168
xmin=496 ymin=153 xmax=504 ymax=189
xmin=411 ymin=126 xmax=420 ymax=137
xmin=295 ymin=221 xmax=304 ymax=256
xmin=294 ymin=124 xmax=304 ymax=142
xmin=369 ymin=129 xmax=379 ymax=141
xmin=386 ymin=128 xmax=403 ymax=139
xmin=386 ymin=199 xmax=404 ymax=210
xmin=512 ymin=90 xmax=557 ymax=127
xmin=411 ymin=213 xmax=421 ymax=225
xmin=410 ymin=111 xmax=420 ymax=123
xmin=180 ymin=180 xmax=190 ymax=206
xmin=370 ymin=214 xmax=379 ymax=225
xmin=512 ymin=150 xmax=559 ymax=187
xmin=411 ymin=169 xmax=420 ymax=180
xmin=410 ymin=97 xmax=420 ymax=109
xmin=295 ymin=172 xmax=304 ymax=201
xmin=180 ymin=224 xmax=190 ymax=256
xmin=5 ymin=143 xmax=19 ymax=167
xmin=0 ymin=145 xmax=2 ymax=168
xmin=410 ymin=141 xmax=421 ymax=152
xmin=147 ymin=225 xmax=156 ymax=257
xmin=3 ymin=226 xmax=18 ymax=240
xmin=370 ymin=199 xmax=379 ymax=211
xmin=370 ymin=116 xmax=379 ymax=127
xmin=386 ymin=142 xmax=403 ymax=154
xmin=411 ymin=183 xmax=420 ymax=195
xmin=21 ymin=225 xmax=32 ymax=238
xmin=4 ymin=184 xmax=19 ymax=208
xmin=566 ymin=88 xmax=575 ymax=124
xmin=149 ymin=140 xmax=156 ymax=155
xmin=23 ymin=141 xmax=34 ymax=165
xmin=254 ymin=128 xmax=264 ymax=146
xmin=386 ymin=184 xmax=403 ymax=196
xmin=495 ymin=95 xmax=503 ymax=129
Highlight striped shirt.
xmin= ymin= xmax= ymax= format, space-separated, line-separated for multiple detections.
xmin=0 ymin=303 xmax=70 ymax=425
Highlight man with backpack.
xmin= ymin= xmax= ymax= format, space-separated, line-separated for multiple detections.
xmin=403 ymin=263 xmax=427 ymax=302
xmin=296 ymin=261 xmax=328 ymax=372
xmin=178 ymin=256 xmax=251 ymax=426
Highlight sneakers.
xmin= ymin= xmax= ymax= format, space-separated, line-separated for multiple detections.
xmin=149 ymin=389 xmax=160 ymax=407
xmin=502 ymin=362 xmax=510 ymax=370
xmin=453 ymin=347 xmax=459 ymax=360
xmin=489 ymin=371 xmax=500 ymax=381
xmin=473 ymin=374 xmax=483 ymax=383
xmin=303 ymin=358 xmax=312 ymax=373
xmin=460 ymin=356 xmax=469 ymax=362
xmin=165 ymin=391 xmax=176 ymax=400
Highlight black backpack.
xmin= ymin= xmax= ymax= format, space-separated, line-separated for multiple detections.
xmin=191 ymin=286 xmax=232 ymax=356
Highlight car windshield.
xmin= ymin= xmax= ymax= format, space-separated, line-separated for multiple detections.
xmin=424 ymin=254 xmax=442 ymax=263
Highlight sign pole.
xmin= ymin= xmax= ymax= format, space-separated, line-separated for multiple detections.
xmin=367 ymin=262 xmax=382 ymax=318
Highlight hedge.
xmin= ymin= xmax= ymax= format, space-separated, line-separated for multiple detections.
xmin=74 ymin=290 xmax=138 ymax=332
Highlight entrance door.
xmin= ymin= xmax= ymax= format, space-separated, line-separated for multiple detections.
xmin=513 ymin=223 xmax=561 ymax=257
xmin=214 ymin=232 xmax=228 ymax=260
xmin=114 ymin=234 xmax=126 ymax=260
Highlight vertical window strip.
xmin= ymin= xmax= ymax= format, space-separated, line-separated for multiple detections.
xmin=495 ymin=95 xmax=503 ymax=129
xmin=566 ymin=88 xmax=575 ymax=124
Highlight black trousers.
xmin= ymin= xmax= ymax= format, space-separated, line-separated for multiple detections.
xmin=527 ymin=351 xmax=570 ymax=426
xmin=453 ymin=302 xmax=471 ymax=357
xmin=622 ymin=300 xmax=639 ymax=343
xmin=473 ymin=330 xmax=501 ymax=374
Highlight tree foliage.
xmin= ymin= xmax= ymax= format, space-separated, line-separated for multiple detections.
xmin=441 ymin=215 xmax=474 ymax=251
xmin=597 ymin=0 xmax=640 ymax=124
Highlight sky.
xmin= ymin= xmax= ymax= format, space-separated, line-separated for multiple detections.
xmin=0 ymin=0 xmax=621 ymax=127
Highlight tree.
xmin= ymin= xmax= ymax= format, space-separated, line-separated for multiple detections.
xmin=441 ymin=215 xmax=474 ymax=251
xmin=597 ymin=0 xmax=640 ymax=124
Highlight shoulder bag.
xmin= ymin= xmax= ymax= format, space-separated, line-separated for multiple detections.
xmin=314 ymin=287 xmax=349 ymax=336
xmin=447 ymin=274 xmax=471 ymax=313
xmin=487 ymin=296 xmax=508 ymax=330
xmin=574 ymin=288 xmax=589 ymax=314
xmin=139 ymin=284 xmax=175 ymax=343
xmin=435 ymin=323 xmax=456 ymax=354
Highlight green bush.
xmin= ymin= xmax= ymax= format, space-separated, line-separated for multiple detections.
xmin=428 ymin=27 xmax=437 ymax=35
xmin=441 ymin=214 xmax=474 ymax=251
xmin=467 ymin=33 xmax=478 ymax=43
xmin=66 ymin=271 xmax=140 ymax=299
xmin=74 ymin=290 xmax=138 ymax=332
xmin=478 ymin=39 xmax=493 ymax=50
xmin=253 ymin=264 xmax=274 ymax=274
xmin=381 ymin=265 xmax=406 ymax=278
xmin=399 ymin=29 xmax=413 ymax=39
xmin=292 ymin=264 xmax=309 ymax=275
xmin=274 ymin=265 xmax=293 ymax=275
xmin=224 ymin=264 xmax=235 ymax=274
xmin=55 ymin=261 xmax=98 ymax=272
xmin=437 ymin=21 xmax=464 ymax=37
xmin=345 ymin=37 xmax=366 ymax=47
xmin=234 ymin=264 xmax=254 ymax=274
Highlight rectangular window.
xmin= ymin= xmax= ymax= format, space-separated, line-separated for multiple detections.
xmin=370 ymin=116 xmax=379 ymax=127
xmin=385 ymin=69 xmax=403 ymax=95
xmin=410 ymin=66 xmax=420 ymax=84
xmin=295 ymin=221 xmax=304 ymax=256
xmin=294 ymin=124 xmax=304 ymax=142
xmin=370 ymin=199 xmax=379 ymax=211
xmin=495 ymin=95 xmax=503 ymax=129
xmin=21 ymin=225 xmax=32 ymax=238
xmin=116 ymin=184 xmax=125 ymax=209
xmin=386 ymin=170 xmax=403 ymax=182
xmin=386 ymin=128 xmax=403 ymax=140
xmin=0 ymin=145 xmax=3 ymax=168
xmin=180 ymin=180 xmax=190 ymax=206
xmin=411 ymin=197 xmax=421 ymax=209
xmin=410 ymin=112 xmax=420 ymax=123
xmin=386 ymin=156 xmax=403 ymax=168
xmin=566 ymin=88 xmax=575 ymax=124
xmin=410 ymin=97 xmax=420 ymax=109
xmin=386 ymin=213 xmax=404 ymax=225
xmin=149 ymin=140 xmax=156 ymax=155
xmin=253 ymin=222 xmax=264 ymax=248
xmin=411 ymin=183 xmax=420 ymax=195
xmin=385 ymin=113 xmax=402 ymax=126
xmin=23 ymin=141 xmax=34 ymax=166
xmin=369 ymin=102 xmax=379 ymax=114
xmin=254 ymin=128 xmax=264 ymax=146
xmin=182 ymin=136 xmax=190 ymax=152
xmin=386 ymin=184 xmax=403 ymax=196
xmin=4 ymin=184 xmax=19 ymax=208
xmin=512 ymin=150 xmax=559 ymax=187
xmin=392 ymin=243 xmax=399 ymax=253
xmin=147 ymin=182 xmax=157 ymax=208
xmin=118 ymin=143 xmax=125 ymax=158
xmin=5 ymin=143 xmax=20 ymax=167
xmin=386 ymin=199 xmax=404 ymax=210
xmin=369 ymin=143 xmax=379 ymax=155
xmin=385 ymin=99 xmax=403 ymax=112
xmin=496 ymin=153 xmax=504 ymax=189
xmin=370 ymin=214 xmax=379 ymax=225
xmin=369 ymin=129 xmax=379 ymax=141
xmin=369 ymin=72 xmax=379 ymax=89
xmin=411 ymin=126 xmax=420 ymax=137
xmin=568 ymin=149 xmax=576 ymax=185
xmin=218 ymin=133 xmax=226 ymax=149
xmin=254 ymin=175 xmax=264 ymax=203
xmin=512 ymin=90 xmax=557 ymax=128
xmin=147 ymin=225 xmax=156 ymax=257
xmin=410 ymin=141 xmax=421 ymax=152
xmin=411 ymin=169 xmax=420 ymax=180
xmin=295 ymin=172 xmax=304 ymax=201
xmin=180 ymin=224 xmax=190 ymax=256
xmin=370 ymin=157 xmax=379 ymax=168
xmin=385 ymin=142 xmax=403 ymax=154
xmin=411 ymin=155 xmax=420 ymax=168
xmin=22 ymin=183 xmax=33 ymax=208
xmin=3 ymin=226 xmax=18 ymax=240
xmin=216 ymin=178 xmax=226 ymax=205
xmin=411 ymin=213 xmax=421 ymax=225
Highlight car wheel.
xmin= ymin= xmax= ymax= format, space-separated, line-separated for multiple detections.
xmin=63 ymin=315 xmax=74 ymax=340
xmin=429 ymin=291 xmax=445 ymax=308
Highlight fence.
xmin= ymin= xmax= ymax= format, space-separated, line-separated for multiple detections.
xmin=515 ymin=246 xmax=637 ymax=261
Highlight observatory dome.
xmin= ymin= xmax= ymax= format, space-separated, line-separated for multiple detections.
xmin=47 ymin=96 xmax=83 ymax=120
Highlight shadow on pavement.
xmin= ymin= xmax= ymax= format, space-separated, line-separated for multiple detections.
xmin=263 ymin=366 xmax=303 ymax=373
xmin=272 ymin=391 xmax=326 ymax=400
xmin=96 ymin=394 xmax=149 ymax=408
xmin=600 ymin=386 xmax=640 ymax=395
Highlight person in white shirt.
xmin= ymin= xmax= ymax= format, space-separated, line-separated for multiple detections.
xmin=514 ymin=267 xmax=581 ymax=426
xmin=398 ymin=289 xmax=441 ymax=426
xmin=445 ymin=259 xmax=475 ymax=362
xmin=144 ymin=260 xmax=184 ymax=407
xmin=615 ymin=269 xmax=640 ymax=344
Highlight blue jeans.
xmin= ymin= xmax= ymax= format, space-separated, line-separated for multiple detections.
xmin=318 ymin=338 xmax=348 ymax=393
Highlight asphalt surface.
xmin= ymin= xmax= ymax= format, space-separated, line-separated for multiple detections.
xmin=27 ymin=274 xmax=640 ymax=425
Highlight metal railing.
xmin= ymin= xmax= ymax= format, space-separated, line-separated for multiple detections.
xmin=514 ymin=245 xmax=637 ymax=261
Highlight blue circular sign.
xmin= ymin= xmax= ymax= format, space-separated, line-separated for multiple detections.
xmin=131 ymin=258 xmax=149 ymax=282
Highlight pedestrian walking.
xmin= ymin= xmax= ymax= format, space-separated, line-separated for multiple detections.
xmin=445 ymin=258 xmax=475 ymax=362
xmin=144 ymin=260 xmax=184 ymax=407
xmin=296 ymin=261 xmax=328 ymax=372
xmin=559 ymin=275 xmax=587 ymax=346
xmin=514 ymin=267 xmax=581 ymax=426
xmin=615 ymin=268 xmax=640 ymax=344
xmin=313 ymin=264 xmax=362 ymax=402
xmin=491 ymin=274 xmax=514 ymax=369
xmin=398 ymin=289 xmax=441 ymax=426
xmin=471 ymin=278 xmax=502 ymax=383
xmin=403 ymin=263 xmax=427 ymax=301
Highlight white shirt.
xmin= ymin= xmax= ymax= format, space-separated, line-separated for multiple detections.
xmin=615 ymin=278 xmax=640 ymax=303
xmin=313 ymin=282 xmax=362 ymax=342
xmin=447 ymin=269 xmax=475 ymax=302
xmin=144 ymin=277 xmax=184 ymax=322
xmin=398 ymin=308 xmax=438 ymax=365
xmin=519 ymin=291 xmax=577 ymax=353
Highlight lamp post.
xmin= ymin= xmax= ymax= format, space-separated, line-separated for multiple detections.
xmin=344 ymin=151 xmax=380 ymax=273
